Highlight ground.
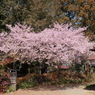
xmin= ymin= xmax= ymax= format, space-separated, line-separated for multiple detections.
xmin=1 ymin=84 xmax=95 ymax=95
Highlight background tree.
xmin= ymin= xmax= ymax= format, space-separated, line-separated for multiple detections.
xmin=0 ymin=0 xmax=65 ymax=32
xmin=0 ymin=0 xmax=28 ymax=32
xmin=60 ymin=0 xmax=95 ymax=40
xmin=1 ymin=0 xmax=95 ymax=37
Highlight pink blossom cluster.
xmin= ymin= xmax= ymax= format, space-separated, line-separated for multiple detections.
xmin=0 ymin=23 xmax=94 ymax=65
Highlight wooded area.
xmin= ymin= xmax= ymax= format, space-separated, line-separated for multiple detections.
xmin=0 ymin=0 xmax=95 ymax=35
xmin=0 ymin=0 xmax=95 ymax=93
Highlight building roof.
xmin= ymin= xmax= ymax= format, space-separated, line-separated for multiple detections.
xmin=54 ymin=65 xmax=69 ymax=69
xmin=88 ymin=57 xmax=95 ymax=60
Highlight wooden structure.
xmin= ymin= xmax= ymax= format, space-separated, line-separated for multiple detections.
xmin=88 ymin=47 xmax=95 ymax=72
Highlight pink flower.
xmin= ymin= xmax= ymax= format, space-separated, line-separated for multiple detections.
xmin=0 ymin=23 xmax=94 ymax=66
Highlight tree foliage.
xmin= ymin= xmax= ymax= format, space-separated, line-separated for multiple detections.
xmin=0 ymin=23 xmax=94 ymax=66
xmin=1 ymin=0 xmax=95 ymax=35
xmin=60 ymin=0 xmax=95 ymax=34
xmin=0 ymin=0 xmax=64 ymax=32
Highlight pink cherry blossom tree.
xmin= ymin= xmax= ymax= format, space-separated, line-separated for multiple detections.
xmin=0 ymin=23 xmax=94 ymax=68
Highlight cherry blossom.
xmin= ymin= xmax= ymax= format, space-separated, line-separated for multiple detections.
xmin=0 ymin=23 xmax=94 ymax=66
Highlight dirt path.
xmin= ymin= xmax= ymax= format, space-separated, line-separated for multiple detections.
xmin=1 ymin=85 xmax=95 ymax=95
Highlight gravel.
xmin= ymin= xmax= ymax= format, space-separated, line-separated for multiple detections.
xmin=1 ymin=85 xmax=95 ymax=95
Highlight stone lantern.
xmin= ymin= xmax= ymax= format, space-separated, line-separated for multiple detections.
xmin=10 ymin=69 xmax=17 ymax=91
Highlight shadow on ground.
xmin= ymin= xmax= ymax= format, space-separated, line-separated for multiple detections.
xmin=26 ymin=84 xmax=81 ymax=91
xmin=85 ymin=84 xmax=95 ymax=91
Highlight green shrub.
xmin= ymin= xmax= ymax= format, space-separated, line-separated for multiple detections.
xmin=58 ymin=77 xmax=85 ymax=84
xmin=17 ymin=74 xmax=42 ymax=89
xmin=17 ymin=71 xmax=95 ymax=89
xmin=17 ymin=81 xmax=36 ymax=89
xmin=6 ymin=86 xmax=15 ymax=93
xmin=17 ymin=73 xmax=50 ymax=89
